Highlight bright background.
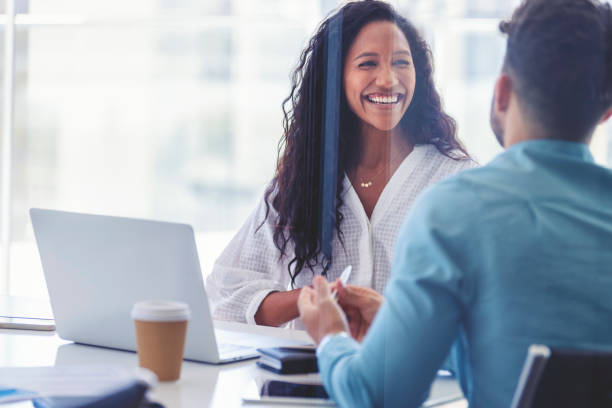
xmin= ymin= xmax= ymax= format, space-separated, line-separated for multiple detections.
xmin=0 ymin=0 xmax=610 ymax=299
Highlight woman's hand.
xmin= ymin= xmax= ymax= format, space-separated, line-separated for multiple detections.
xmin=298 ymin=276 xmax=349 ymax=345
xmin=336 ymin=282 xmax=384 ymax=342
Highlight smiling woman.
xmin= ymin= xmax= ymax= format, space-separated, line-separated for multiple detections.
xmin=343 ymin=20 xmax=418 ymax=216
xmin=205 ymin=0 xmax=476 ymax=328
xmin=344 ymin=21 xmax=416 ymax=132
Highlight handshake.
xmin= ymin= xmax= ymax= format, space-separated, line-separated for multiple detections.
xmin=298 ymin=274 xmax=384 ymax=345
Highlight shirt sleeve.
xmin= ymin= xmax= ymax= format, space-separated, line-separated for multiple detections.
xmin=205 ymin=191 xmax=291 ymax=324
xmin=317 ymin=183 xmax=472 ymax=407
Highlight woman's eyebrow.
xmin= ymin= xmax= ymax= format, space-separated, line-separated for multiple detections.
xmin=394 ymin=50 xmax=412 ymax=57
xmin=353 ymin=49 xmax=412 ymax=61
xmin=354 ymin=52 xmax=378 ymax=61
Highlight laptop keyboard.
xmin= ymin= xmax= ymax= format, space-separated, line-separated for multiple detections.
xmin=218 ymin=343 xmax=254 ymax=355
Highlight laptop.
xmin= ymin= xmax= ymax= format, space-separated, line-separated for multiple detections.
xmin=30 ymin=208 xmax=260 ymax=364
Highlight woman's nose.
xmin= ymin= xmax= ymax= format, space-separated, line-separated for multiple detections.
xmin=375 ymin=65 xmax=398 ymax=88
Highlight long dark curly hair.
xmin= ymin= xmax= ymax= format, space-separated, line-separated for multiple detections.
xmin=264 ymin=0 xmax=469 ymax=287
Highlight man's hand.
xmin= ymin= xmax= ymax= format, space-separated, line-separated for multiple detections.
xmin=336 ymin=282 xmax=383 ymax=342
xmin=298 ymin=276 xmax=349 ymax=345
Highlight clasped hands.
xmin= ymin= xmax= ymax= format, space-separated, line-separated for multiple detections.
xmin=298 ymin=275 xmax=383 ymax=345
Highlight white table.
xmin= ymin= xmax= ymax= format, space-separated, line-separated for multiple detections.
xmin=0 ymin=321 xmax=466 ymax=407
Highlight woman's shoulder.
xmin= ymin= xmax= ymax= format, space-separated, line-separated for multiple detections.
xmin=251 ymin=181 xmax=280 ymax=220
xmin=419 ymin=144 xmax=479 ymax=171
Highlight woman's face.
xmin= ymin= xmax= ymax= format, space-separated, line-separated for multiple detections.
xmin=343 ymin=21 xmax=416 ymax=132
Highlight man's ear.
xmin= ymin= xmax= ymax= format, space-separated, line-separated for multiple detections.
xmin=598 ymin=106 xmax=612 ymax=124
xmin=493 ymin=74 xmax=512 ymax=115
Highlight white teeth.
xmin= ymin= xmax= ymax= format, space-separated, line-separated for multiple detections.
xmin=367 ymin=95 xmax=399 ymax=104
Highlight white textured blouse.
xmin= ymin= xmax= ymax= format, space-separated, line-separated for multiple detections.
xmin=205 ymin=144 xmax=476 ymax=325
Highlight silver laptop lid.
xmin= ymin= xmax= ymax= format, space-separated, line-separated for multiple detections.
xmin=30 ymin=208 xmax=220 ymax=363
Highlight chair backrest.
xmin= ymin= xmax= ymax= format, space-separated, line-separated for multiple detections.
xmin=511 ymin=344 xmax=612 ymax=408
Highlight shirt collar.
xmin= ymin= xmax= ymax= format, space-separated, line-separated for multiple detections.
xmin=505 ymin=139 xmax=595 ymax=163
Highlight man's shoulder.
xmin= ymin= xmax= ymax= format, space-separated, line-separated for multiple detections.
xmin=431 ymin=155 xmax=518 ymax=194
xmin=420 ymin=165 xmax=487 ymax=200
xmin=413 ymin=163 xmax=513 ymax=221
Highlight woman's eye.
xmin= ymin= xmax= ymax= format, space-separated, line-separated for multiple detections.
xmin=394 ymin=59 xmax=411 ymax=67
xmin=358 ymin=60 xmax=377 ymax=68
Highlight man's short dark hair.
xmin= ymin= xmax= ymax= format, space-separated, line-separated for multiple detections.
xmin=500 ymin=0 xmax=612 ymax=141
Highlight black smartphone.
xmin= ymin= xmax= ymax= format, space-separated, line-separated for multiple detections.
xmin=261 ymin=380 xmax=329 ymax=399
xmin=242 ymin=380 xmax=334 ymax=406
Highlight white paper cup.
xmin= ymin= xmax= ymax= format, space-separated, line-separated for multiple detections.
xmin=131 ymin=301 xmax=190 ymax=382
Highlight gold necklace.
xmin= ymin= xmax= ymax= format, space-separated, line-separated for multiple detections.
xmin=357 ymin=164 xmax=387 ymax=188
xmin=354 ymin=141 xmax=413 ymax=189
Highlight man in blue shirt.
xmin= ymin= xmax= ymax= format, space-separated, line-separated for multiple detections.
xmin=297 ymin=0 xmax=612 ymax=407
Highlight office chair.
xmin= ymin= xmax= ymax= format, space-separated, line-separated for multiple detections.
xmin=510 ymin=344 xmax=612 ymax=408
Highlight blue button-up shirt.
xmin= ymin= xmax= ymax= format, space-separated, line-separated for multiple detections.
xmin=317 ymin=140 xmax=612 ymax=407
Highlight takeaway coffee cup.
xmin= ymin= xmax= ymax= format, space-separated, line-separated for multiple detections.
xmin=131 ymin=300 xmax=190 ymax=382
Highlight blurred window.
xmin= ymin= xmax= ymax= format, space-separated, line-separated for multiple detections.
xmin=0 ymin=0 xmax=609 ymax=298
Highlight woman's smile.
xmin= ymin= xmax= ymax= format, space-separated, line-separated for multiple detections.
xmin=363 ymin=92 xmax=405 ymax=107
